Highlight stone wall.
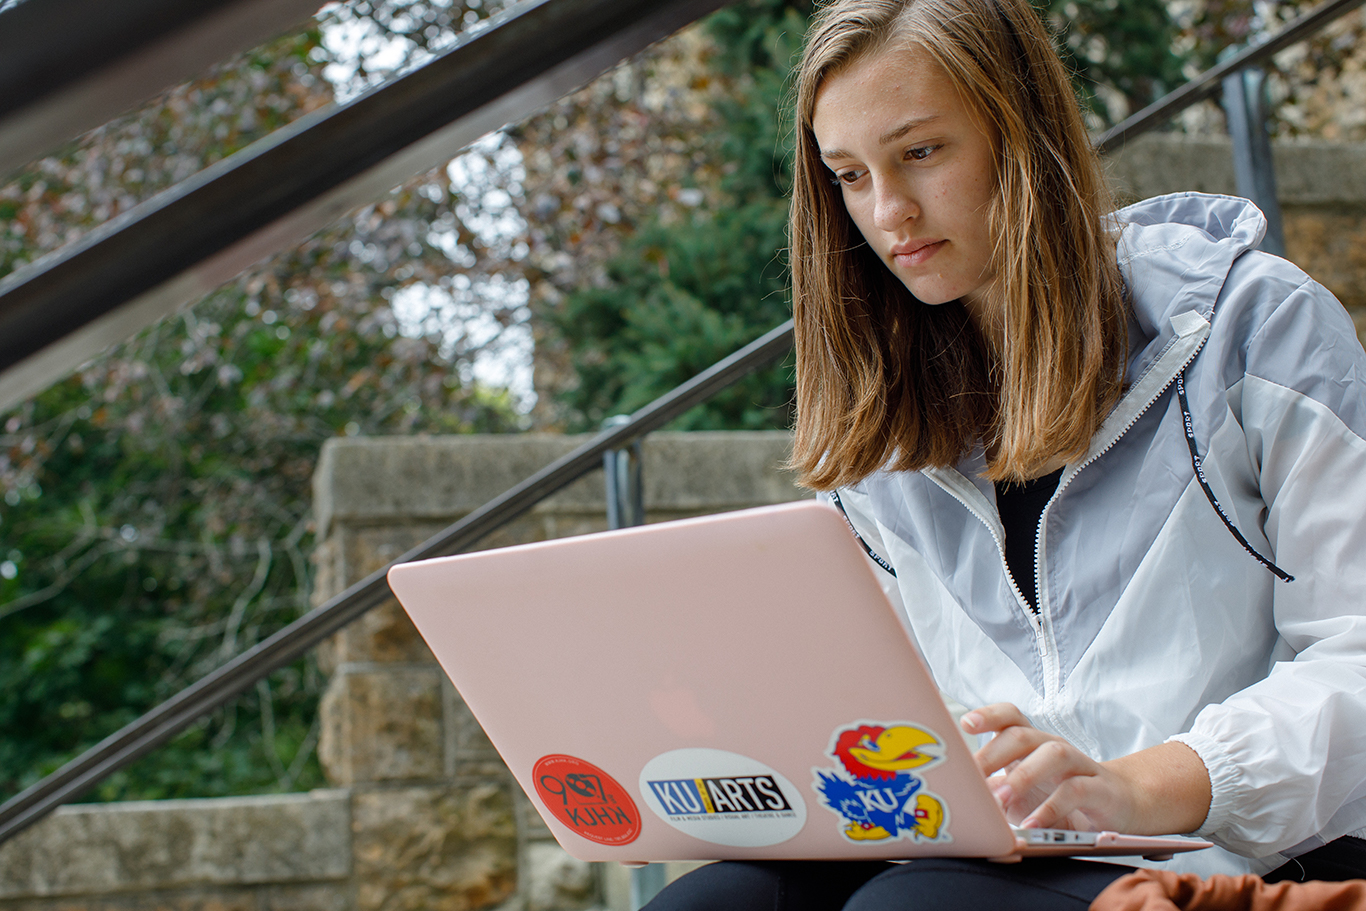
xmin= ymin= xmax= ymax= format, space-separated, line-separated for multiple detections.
xmin=0 ymin=134 xmax=1363 ymax=911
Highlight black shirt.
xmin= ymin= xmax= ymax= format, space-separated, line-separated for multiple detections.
xmin=993 ymin=468 xmax=1064 ymax=612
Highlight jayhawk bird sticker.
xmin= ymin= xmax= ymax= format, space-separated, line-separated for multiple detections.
xmin=812 ymin=721 xmax=950 ymax=844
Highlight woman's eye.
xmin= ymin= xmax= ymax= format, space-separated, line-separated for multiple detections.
xmin=906 ymin=145 xmax=938 ymax=162
xmin=830 ymin=169 xmax=865 ymax=186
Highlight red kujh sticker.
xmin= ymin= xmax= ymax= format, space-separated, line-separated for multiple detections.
xmin=533 ymin=754 xmax=641 ymax=846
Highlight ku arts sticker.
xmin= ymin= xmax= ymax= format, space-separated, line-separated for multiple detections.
xmin=812 ymin=721 xmax=952 ymax=845
xmin=639 ymin=748 xmax=807 ymax=847
xmin=532 ymin=754 xmax=641 ymax=846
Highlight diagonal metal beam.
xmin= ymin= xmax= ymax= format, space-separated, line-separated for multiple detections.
xmin=0 ymin=319 xmax=794 ymax=846
xmin=0 ymin=0 xmax=329 ymax=179
xmin=0 ymin=0 xmax=729 ymax=413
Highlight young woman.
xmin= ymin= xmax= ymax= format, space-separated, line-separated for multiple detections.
xmin=647 ymin=0 xmax=1366 ymax=907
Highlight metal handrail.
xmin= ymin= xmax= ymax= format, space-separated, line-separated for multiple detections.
xmin=0 ymin=320 xmax=794 ymax=845
xmin=0 ymin=0 xmax=328 ymax=179
xmin=0 ymin=0 xmax=726 ymax=412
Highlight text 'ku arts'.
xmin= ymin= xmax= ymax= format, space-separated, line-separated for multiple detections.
xmin=647 ymin=775 xmax=795 ymax=817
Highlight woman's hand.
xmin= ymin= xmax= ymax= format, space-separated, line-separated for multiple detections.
xmin=961 ymin=703 xmax=1212 ymax=836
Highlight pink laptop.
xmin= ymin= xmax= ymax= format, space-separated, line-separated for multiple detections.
xmin=386 ymin=500 xmax=1208 ymax=864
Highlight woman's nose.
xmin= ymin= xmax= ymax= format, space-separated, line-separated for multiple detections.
xmin=871 ymin=175 xmax=920 ymax=232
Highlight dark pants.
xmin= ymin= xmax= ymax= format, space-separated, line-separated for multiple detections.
xmin=1265 ymin=836 xmax=1366 ymax=884
xmin=643 ymin=857 xmax=1135 ymax=911
xmin=645 ymin=837 xmax=1366 ymax=911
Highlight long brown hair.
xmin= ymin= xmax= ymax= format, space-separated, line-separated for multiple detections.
xmin=789 ymin=0 xmax=1129 ymax=488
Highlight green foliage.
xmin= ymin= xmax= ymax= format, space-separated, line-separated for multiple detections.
xmin=0 ymin=267 xmax=516 ymax=802
xmin=547 ymin=0 xmax=810 ymax=433
xmin=1042 ymin=0 xmax=1189 ymax=125
xmin=553 ymin=202 xmax=793 ymax=431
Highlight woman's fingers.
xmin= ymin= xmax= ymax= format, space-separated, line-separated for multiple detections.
xmin=995 ymin=739 xmax=1102 ymax=824
xmin=1017 ymin=774 xmax=1106 ymax=830
xmin=960 ymin=705 xmax=1207 ymax=835
xmin=961 ymin=702 xmax=1120 ymax=829
xmin=963 ymin=704 xmax=1055 ymax=778
xmin=972 ymin=724 xmax=1048 ymax=777
xmin=961 ymin=702 xmax=1030 ymax=734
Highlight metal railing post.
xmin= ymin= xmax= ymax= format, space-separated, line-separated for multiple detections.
xmin=603 ymin=415 xmax=645 ymax=531
xmin=630 ymin=864 xmax=668 ymax=910
xmin=600 ymin=414 xmax=661 ymax=907
xmin=1222 ymin=63 xmax=1287 ymax=256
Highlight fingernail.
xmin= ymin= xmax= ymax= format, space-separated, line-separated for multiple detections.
xmin=962 ymin=712 xmax=983 ymax=731
xmin=991 ymin=783 xmax=1013 ymax=804
xmin=1020 ymin=816 xmax=1040 ymax=829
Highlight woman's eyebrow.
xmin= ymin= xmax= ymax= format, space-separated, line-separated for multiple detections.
xmin=878 ymin=115 xmax=939 ymax=146
xmin=819 ymin=115 xmax=942 ymax=162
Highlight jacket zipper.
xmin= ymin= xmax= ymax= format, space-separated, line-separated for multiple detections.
xmin=928 ymin=312 xmax=1212 ymax=749
xmin=1036 ymin=313 xmax=1211 ymax=750
xmin=922 ymin=470 xmax=1043 ymax=636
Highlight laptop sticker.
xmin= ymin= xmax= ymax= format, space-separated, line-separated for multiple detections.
xmin=639 ymin=748 xmax=807 ymax=847
xmin=812 ymin=721 xmax=952 ymax=844
xmin=533 ymin=754 xmax=641 ymax=846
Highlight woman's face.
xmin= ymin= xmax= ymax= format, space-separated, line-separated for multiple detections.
xmin=812 ymin=43 xmax=999 ymax=323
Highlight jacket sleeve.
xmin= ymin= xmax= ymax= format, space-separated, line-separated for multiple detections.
xmin=1168 ymin=273 xmax=1366 ymax=857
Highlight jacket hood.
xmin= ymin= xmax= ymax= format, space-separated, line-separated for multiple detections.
xmin=1112 ymin=192 xmax=1268 ymax=380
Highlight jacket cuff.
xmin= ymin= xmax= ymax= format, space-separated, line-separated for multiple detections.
xmin=1167 ymin=731 xmax=1240 ymax=838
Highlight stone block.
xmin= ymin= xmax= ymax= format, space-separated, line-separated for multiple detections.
xmin=0 ymin=885 xmax=352 ymax=911
xmin=441 ymin=679 xmax=502 ymax=778
xmin=324 ymin=600 xmax=435 ymax=668
xmin=0 ymin=887 xmax=261 ymax=911
xmin=1102 ymin=134 xmax=1366 ymax=206
xmin=1265 ymin=140 xmax=1366 ymax=207
xmin=339 ymin=524 xmax=449 ymax=586
xmin=259 ymin=883 xmax=354 ymax=911
xmin=523 ymin=843 xmax=596 ymax=911
xmin=351 ymin=785 xmax=517 ymax=911
xmin=319 ymin=668 xmax=444 ymax=786
xmin=0 ymin=792 xmax=350 ymax=898
xmin=513 ymin=787 xmax=552 ymax=842
xmin=314 ymin=436 xmax=598 ymax=533
xmin=311 ymin=534 xmax=344 ymax=607
xmin=640 ymin=432 xmax=804 ymax=511
xmin=312 ymin=433 xmax=805 ymax=535
xmin=1282 ymin=210 xmax=1366 ymax=311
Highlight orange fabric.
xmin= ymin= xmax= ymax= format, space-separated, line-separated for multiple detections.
xmin=1090 ymin=870 xmax=1366 ymax=911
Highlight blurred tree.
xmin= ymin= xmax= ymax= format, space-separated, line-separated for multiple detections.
xmin=1042 ymin=0 xmax=1189 ymax=126
xmin=516 ymin=0 xmax=809 ymax=433
xmin=0 ymin=0 xmax=522 ymax=802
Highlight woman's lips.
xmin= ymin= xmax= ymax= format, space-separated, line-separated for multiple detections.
xmin=892 ymin=239 xmax=946 ymax=267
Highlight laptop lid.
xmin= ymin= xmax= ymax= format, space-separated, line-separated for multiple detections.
xmin=387 ymin=500 xmax=1206 ymax=863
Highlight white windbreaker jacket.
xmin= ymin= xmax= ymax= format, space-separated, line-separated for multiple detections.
xmin=834 ymin=193 xmax=1366 ymax=878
